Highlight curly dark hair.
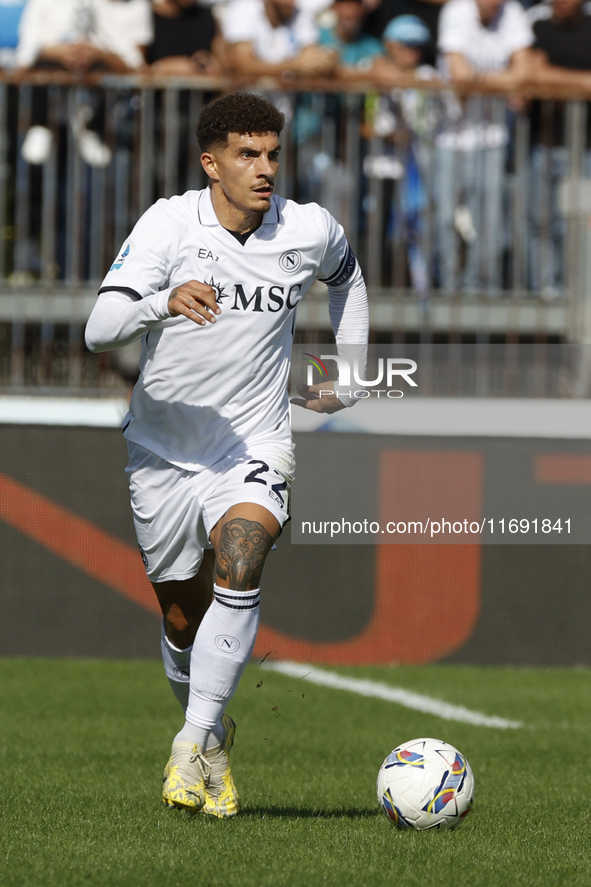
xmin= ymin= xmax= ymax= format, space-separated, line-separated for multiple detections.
xmin=197 ymin=93 xmax=285 ymax=152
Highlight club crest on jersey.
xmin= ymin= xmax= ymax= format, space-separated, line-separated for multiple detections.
xmin=110 ymin=243 xmax=130 ymax=271
xmin=279 ymin=250 xmax=302 ymax=273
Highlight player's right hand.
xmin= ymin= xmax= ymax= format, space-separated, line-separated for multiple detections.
xmin=291 ymin=381 xmax=346 ymax=414
xmin=167 ymin=280 xmax=221 ymax=326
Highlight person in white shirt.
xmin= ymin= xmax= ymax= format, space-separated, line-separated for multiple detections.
xmin=17 ymin=0 xmax=152 ymax=72
xmin=17 ymin=0 xmax=152 ymax=166
xmin=435 ymin=0 xmax=534 ymax=293
xmin=222 ymin=0 xmax=337 ymax=80
xmin=438 ymin=0 xmax=534 ymax=88
xmin=85 ymin=92 xmax=369 ymax=818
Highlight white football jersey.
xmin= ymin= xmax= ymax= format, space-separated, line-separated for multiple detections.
xmin=98 ymin=188 xmax=357 ymax=470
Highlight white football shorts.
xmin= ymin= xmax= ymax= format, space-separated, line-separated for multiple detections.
xmin=126 ymin=440 xmax=293 ymax=582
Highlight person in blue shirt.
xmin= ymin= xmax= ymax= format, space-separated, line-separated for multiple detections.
xmin=318 ymin=0 xmax=384 ymax=79
xmin=0 ymin=0 xmax=26 ymax=69
xmin=371 ymin=13 xmax=436 ymax=85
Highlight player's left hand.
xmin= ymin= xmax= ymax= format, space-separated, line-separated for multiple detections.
xmin=290 ymin=381 xmax=346 ymax=414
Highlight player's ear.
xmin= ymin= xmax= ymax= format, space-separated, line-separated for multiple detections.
xmin=201 ymin=151 xmax=219 ymax=182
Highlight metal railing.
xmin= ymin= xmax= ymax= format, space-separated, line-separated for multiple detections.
xmin=0 ymin=75 xmax=590 ymax=393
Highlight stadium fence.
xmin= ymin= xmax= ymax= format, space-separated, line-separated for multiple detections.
xmin=0 ymin=75 xmax=590 ymax=393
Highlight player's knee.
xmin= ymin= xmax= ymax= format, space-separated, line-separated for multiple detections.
xmin=214 ymin=515 xmax=275 ymax=590
xmin=215 ymin=553 xmax=265 ymax=590
xmin=163 ymin=604 xmax=203 ymax=645
xmin=165 ymin=605 xmax=189 ymax=633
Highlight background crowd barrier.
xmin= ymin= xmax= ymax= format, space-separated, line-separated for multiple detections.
xmin=1 ymin=77 xmax=591 ymax=394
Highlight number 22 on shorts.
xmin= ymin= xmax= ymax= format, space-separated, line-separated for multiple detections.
xmin=244 ymin=460 xmax=288 ymax=508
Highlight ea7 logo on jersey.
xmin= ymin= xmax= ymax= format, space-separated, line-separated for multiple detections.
xmin=279 ymin=250 xmax=302 ymax=273
xmin=198 ymin=248 xmax=218 ymax=261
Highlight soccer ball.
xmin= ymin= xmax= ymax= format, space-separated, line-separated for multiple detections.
xmin=376 ymin=737 xmax=474 ymax=831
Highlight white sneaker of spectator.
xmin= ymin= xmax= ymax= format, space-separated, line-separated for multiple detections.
xmin=77 ymin=129 xmax=112 ymax=168
xmin=72 ymin=104 xmax=112 ymax=169
xmin=363 ymin=154 xmax=404 ymax=180
xmin=454 ymin=205 xmax=477 ymax=243
xmin=21 ymin=125 xmax=53 ymax=165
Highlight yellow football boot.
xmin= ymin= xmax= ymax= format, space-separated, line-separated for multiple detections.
xmin=202 ymin=714 xmax=240 ymax=818
xmin=162 ymin=741 xmax=210 ymax=813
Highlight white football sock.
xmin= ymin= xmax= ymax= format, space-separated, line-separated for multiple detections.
xmin=177 ymin=584 xmax=260 ymax=750
xmin=160 ymin=620 xmax=191 ymax=711
xmin=162 ymin=621 xmax=225 ymax=749
xmin=175 ymin=715 xmax=225 ymax=750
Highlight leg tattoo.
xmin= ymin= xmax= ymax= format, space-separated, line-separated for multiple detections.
xmin=216 ymin=518 xmax=273 ymax=590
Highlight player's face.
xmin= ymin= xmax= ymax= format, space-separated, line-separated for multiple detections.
xmin=205 ymin=131 xmax=281 ymax=217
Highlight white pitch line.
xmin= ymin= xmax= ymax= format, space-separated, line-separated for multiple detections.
xmin=261 ymin=660 xmax=523 ymax=729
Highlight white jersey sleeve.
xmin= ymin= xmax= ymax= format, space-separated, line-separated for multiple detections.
xmin=85 ymin=288 xmax=172 ymax=353
xmin=99 ymin=200 xmax=176 ymax=298
xmin=316 ymin=207 xmax=368 ymax=343
xmin=86 ymin=201 xmax=177 ymax=352
xmin=317 ymin=208 xmax=356 ymax=287
xmin=316 ymin=207 xmax=369 ymax=406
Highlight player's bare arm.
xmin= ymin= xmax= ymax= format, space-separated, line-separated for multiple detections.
xmin=167 ymin=279 xmax=221 ymax=325
xmin=226 ymin=41 xmax=336 ymax=81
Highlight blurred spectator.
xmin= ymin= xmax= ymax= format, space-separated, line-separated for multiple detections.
xmin=147 ymin=0 xmax=223 ymax=76
xmin=298 ymin=0 xmax=334 ymax=12
xmin=438 ymin=0 xmax=534 ymax=88
xmin=0 ymin=0 xmax=26 ymax=70
xmin=317 ymin=0 xmax=384 ymax=80
xmin=527 ymin=0 xmax=591 ymax=293
xmin=364 ymin=16 xmax=437 ymax=293
xmin=17 ymin=0 xmax=152 ymax=73
xmin=434 ymin=0 xmax=534 ymax=293
xmin=372 ymin=13 xmax=435 ymax=85
xmin=17 ymin=0 xmax=152 ymax=167
xmin=297 ymin=0 xmax=334 ymax=12
xmin=222 ymin=0 xmax=336 ymax=79
xmin=530 ymin=0 xmax=591 ymax=88
xmin=364 ymin=0 xmax=445 ymax=68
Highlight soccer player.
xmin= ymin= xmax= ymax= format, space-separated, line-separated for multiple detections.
xmin=85 ymin=92 xmax=369 ymax=817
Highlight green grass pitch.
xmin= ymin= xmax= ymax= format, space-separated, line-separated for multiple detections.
xmin=0 ymin=659 xmax=590 ymax=887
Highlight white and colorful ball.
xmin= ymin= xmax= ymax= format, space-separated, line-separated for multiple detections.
xmin=376 ymin=737 xmax=474 ymax=831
